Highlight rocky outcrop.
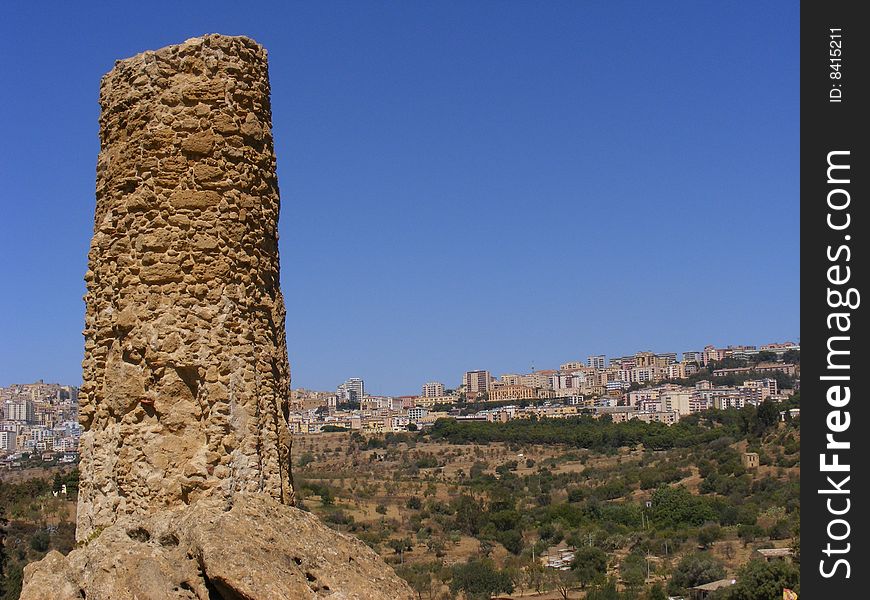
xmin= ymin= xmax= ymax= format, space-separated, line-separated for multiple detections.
xmin=77 ymin=34 xmax=293 ymax=540
xmin=20 ymin=494 xmax=415 ymax=600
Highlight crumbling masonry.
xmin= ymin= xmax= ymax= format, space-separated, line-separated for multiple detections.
xmin=77 ymin=35 xmax=293 ymax=540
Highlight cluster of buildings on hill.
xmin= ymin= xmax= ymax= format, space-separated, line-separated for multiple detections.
xmin=286 ymin=342 xmax=799 ymax=434
xmin=1 ymin=342 xmax=798 ymax=452
xmin=459 ymin=342 xmax=799 ymax=402
xmin=0 ymin=380 xmax=82 ymax=463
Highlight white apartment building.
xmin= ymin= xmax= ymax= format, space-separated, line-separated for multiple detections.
xmin=660 ymin=390 xmax=692 ymax=415
xmin=408 ymin=407 xmax=428 ymax=422
xmin=0 ymin=431 xmax=16 ymax=452
xmin=5 ymin=400 xmax=35 ymax=423
xmin=587 ymin=355 xmax=606 ymax=369
xmin=337 ymin=378 xmax=365 ymax=402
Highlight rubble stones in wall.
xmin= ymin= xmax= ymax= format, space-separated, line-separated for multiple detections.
xmin=77 ymin=34 xmax=294 ymax=542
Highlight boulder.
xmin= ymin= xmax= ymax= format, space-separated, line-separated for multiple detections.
xmin=21 ymin=494 xmax=414 ymax=600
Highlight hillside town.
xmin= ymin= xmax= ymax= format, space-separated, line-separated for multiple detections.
xmin=0 ymin=342 xmax=798 ymax=462
xmin=0 ymin=380 xmax=82 ymax=465
xmin=289 ymin=341 xmax=799 ymax=435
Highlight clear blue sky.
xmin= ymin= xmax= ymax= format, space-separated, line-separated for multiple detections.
xmin=0 ymin=1 xmax=798 ymax=395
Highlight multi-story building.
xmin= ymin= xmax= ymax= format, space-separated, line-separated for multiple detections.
xmin=666 ymin=362 xmax=687 ymax=380
xmin=702 ymin=345 xmax=728 ymax=365
xmin=5 ymin=399 xmax=35 ymax=423
xmin=739 ymin=378 xmax=778 ymax=402
xmin=413 ymin=394 xmax=457 ymax=408
xmin=657 ymin=352 xmax=678 ymax=365
xmin=604 ymin=380 xmax=628 ymax=393
xmin=760 ymin=342 xmax=800 ymax=356
xmin=727 ymin=345 xmax=759 ymax=361
xmin=489 ymin=384 xmax=542 ymax=402
xmin=550 ymin=373 xmax=582 ymax=391
xmin=360 ymin=395 xmax=393 ymax=410
xmin=0 ymin=431 xmax=16 ymax=452
xmin=660 ymin=390 xmax=692 ymax=415
xmin=337 ymin=378 xmax=365 ymax=402
xmin=633 ymin=410 xmax=680 ymax=425
xmin=713 ymin=394 xmax=746 ymax=410
xmin=712 ymin=363 xmax=797 ymax=377
xmin=390 ymin=416 xmax=410 ymax=432
xmin=421 ymin=382 xmax=445 ymax=398
xmin=500 ymin=374 xmax=522 ymax=385
xmin=408 ymin=407 xmax=428 ymax=422
xmin=463 ymin=370 xmax=492 ymax=400
xmin=587 ymin=355 xmax=606 ymax=370
xmin=682 ymin=350 xmax=702 ymax=364
xmin=560 ymin=361 xmax=586 ymax=371
xmin=628 ymin=365 xmax=668 ymax=384
xmin=518 ymin=371 xmax=552 ymax=389
xmin=628 ymin=388 xmax=661 ymax=406
xmin=610 ymin=356 xmax=636 ymax=370
xmin=634 ymin=352 xmax=656 ymax=368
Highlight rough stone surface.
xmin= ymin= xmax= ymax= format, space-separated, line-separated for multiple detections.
xmin=76 ymin=34 xmax=295 ymax=541
xmin=20 ymin=494 xmax=415 ymax=600
xmin=21 ymin=34 xmax=415 ymax=600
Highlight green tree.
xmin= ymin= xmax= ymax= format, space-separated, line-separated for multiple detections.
xmin=791 ymin=523 xmax=800 ymax=565
xmin=646 ymin=583 xmax=667 ymax=600
xmin=550 ymin=567 xmax=579 ymax=600
xmin=586 ymin=578 xmax=621 ymax=600
xmin=721 ymin=559 xmax=799 ymax=600
xmin=388 ymin=537 xmax=412 ymax=554
xmin=649 ymin=486 xmax=715 ymax=529
xmin=29 ymin=529 xmax=50 ymax=553
xmin=449 ymin=559 xmax=514 ymax=600
xmin=781 ymin=349 xmax=800 ymax=364
xmin=525 ymin=559 xmax=548 ymax=594
xmin=697 ymin=524 xmax=723 ymax=548
xmin=668 ymin=552 xmax=726 ymax=596
xmin=297 ymin=452 xmax=315 ymax=468
xmin=571 ymin=546 xmax=609 ymax=588
xmin=396 ymin=564 xmax=434 ymax=600
xmin=620 ymin=552 xmax=647 ymax=591
xmin=756 ymin=400 xmax=780 ymax=433
xmin=495 ymin=528 xmax=524 ymax=555
xmin=751 ymin=351 xmax=777 ymax=364
xmin=452 ymin=494 xmax=485 ymax=535
xmin=1 ymin=563 xmax=23 ymax=600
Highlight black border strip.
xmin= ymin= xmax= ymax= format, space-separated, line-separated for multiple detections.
xmin=801 ymin=1 xmax=867 ymax=595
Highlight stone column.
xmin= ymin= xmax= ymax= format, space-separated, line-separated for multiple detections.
xmin=77 ymin=35 xmax=293 ymax=541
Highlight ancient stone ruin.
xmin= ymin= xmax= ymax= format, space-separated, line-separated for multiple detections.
xmin=20 ymin=35 xmax=414 ymax=600
xmin=76 ymin=32 xmax=293 ymax=541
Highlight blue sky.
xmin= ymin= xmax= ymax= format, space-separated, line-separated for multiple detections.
xmin=0 ymin=1 xmax=798 ymax=395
